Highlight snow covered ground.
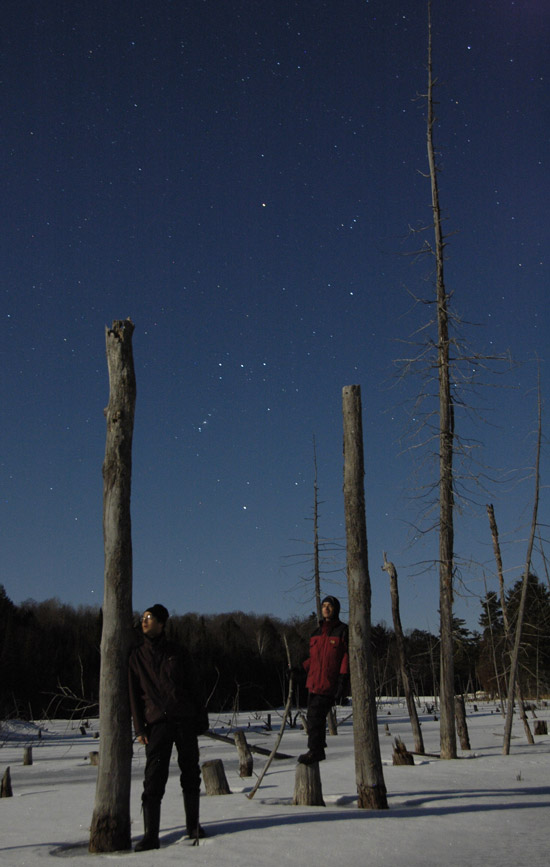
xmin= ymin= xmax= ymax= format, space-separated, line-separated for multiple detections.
xmin=1 ymin=700 xmax=549 ymax=866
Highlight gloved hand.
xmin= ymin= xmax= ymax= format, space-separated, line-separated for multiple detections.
xmin=334 ymin=674 xmax=349 ymax=705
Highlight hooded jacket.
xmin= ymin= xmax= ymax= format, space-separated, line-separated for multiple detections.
xmin=303 ymin=616 xmax=349 ymax=696
xmin=128 ymin=633 xmax=208 ymax=737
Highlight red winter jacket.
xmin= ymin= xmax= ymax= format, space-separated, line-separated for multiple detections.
xmin=303 ymin=618 xmax=349 ymax=696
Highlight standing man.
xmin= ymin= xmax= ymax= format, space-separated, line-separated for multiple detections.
xmin=128 ymin=604 xmax=209 ymax=851
xmin=299 ymin=595 xmax=349 ymax=765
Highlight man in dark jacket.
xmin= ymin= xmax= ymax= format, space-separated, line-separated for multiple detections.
xmin=299 ymin=595 xmax=349 ymax=765
xmin=128 ymin=604 xmax=209 ymax=851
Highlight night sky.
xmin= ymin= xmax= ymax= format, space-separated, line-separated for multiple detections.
xmin=2 ymin=0 xmax=548 ymax=632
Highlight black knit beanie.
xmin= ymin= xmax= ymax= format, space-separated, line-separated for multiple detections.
xmin=321 ymin=595 xmax=340 ymax=618
xmin=145 ymin=604 xmax=170 ymax=624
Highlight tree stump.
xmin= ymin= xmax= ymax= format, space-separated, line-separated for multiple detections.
xmin=534 ymin=720 xmax=548 ymax=735
xmin=23 ymin=747 xmax=33 ymax=766
xmin=293 ymin=762 xmax=325 ymax=806
xmin=1 ymin=767 xmax=13 ymax=797
xmin=454 ymin=695 xmax=471 ymax=750
xmin=202 ymin=759 xmax=231 ymax=795
xmin=89 ymin=751 xmax=100 ymax=766
xmin=234 ymin=731 xmax=253 ymax=777
xmin=392 ymin=738 xmax=414 ymax=766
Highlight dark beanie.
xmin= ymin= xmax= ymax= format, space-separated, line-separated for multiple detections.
xmin=146 ymin=604 xmax=169 ymax=624
xmin=322 ymin=595 xmax=341 ymax=618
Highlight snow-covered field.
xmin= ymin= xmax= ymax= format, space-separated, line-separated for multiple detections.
xmin=1 ymin=701 xmax=549 ymax=866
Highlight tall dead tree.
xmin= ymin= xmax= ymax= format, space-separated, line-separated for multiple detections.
xmin=487 ymin=504 xmax=533 ymax=740
xmin=89 ymin=319 xmax=136 ymax=853
xmin=382 ymin=553 xmax=425 ymax=754
xmin=342 ymin=385 xmax=388 ymax=810
xmin=312 ymin=435 xmax=322 ymax=622
xmin=503 ymin=375 xmax=542 ymax=755
xmin=425 ymin=0 xmax=456 ymax=760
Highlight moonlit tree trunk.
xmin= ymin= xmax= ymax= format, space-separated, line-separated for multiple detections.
xmin=426 ymin=2 xmax=456 ymax=760
xmin=342 ymin=385 xmax=388 ymax=810
xmin=382 ymin=553 xmax=425 ymax=754
xmin=503 ymin=375 xmax=542 ymax=755
xmin=89 ymin=319 xmax=136 ymax=853
xmin=487 ymin=504 xmax=533 ymax=739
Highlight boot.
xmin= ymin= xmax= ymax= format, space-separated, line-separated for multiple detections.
xmin=297 ymin=748 xmax=325 ymax=765
xmin=183 ymin=790 xmax=205 ymax=843
xmin=135 ymin=800 xmax=161 ymax=851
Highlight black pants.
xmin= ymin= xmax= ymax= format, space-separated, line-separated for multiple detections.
xmin=306 ymin=693 xmax=334 ymax=753
xmin=142 ymin=720 xmax=200 ymax=806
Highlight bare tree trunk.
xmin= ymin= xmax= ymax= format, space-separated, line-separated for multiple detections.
xmin=482 ymin=575 xmax=505 ymax=715
xmin=312 ymin=435 xmax=322 ymax=622
xmin=426 ymin=0 xmax=456 ymax=760
xmin=454 ymin=695 xmax=471 ymax=750
xmin=234 ymin=731 xmax=253 ymax=777
xmin=293 ymin=762 xmax=325 ymax=806
xmin=342 ymin=385 xmax=388 ymax=810
xmin=89 ymin=319 xmax=136 ymax=853
xmin=487 ymin=502 xmax=533 ymax=742
xmin=503 ymin=375 xmax=542 ymax=754
xmin=382 ymin=553 xmax=425 ymax=754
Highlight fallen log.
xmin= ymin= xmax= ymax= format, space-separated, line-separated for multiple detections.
xmin=203 ymin=730 xmax=293 ymax=760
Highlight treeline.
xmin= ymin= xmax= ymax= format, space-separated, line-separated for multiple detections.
xmin=1 ymin=576 xmax=549 ymax=720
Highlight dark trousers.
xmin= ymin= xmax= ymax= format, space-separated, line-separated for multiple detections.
xmin=306 ymin=693 xmax=333 ymax=753
xmin=142 ymin=720 xmax=200 ymax=806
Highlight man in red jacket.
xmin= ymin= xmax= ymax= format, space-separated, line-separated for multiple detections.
xmin=299 ymin=595 xmax=349 ymax=765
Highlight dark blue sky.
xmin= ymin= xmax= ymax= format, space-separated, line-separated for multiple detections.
xmin=2 ymin=0 xmax=548 ymax=631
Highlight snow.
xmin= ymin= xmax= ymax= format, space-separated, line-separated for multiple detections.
xmin=1 ymin=701 xmax=549 ymax=866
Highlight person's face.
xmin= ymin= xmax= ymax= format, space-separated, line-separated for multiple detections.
xmin=141 ymin=611 xmax=164 ymax=638
xmin=322 ymin=600 xmax=334 ymax=621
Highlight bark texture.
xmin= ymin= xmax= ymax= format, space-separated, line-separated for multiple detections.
xmin=293 ymin=762 xmax=325 ymax=806
xmin=202 ymin=759 xmax=231 ymax=795
xmin=426 ymin=3 xmax=456 ymax=760
xmin=342 ymin=385 xmax=388 ymax=810
xmin=382 ymin=553 xmax=425 ymax=754
xmin=89 ymin=319 xmax=136 ymax=853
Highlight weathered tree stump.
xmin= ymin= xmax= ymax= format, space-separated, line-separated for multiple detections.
xmin=89 ymin=751 xmax=100 ymax=766
xmin=23 ymin=747 xmax=33 ymax=766
xmin=454 ymin=695 xmax=471 ymax=750
xmin=534 ymin=720 xmax=548 ymax=735
xmin=1 ymin=767 xmax=13 ymax=797
xmin=234 ymin=731 xmax=253 ymax=777
xmin=293 ymin=762 xmax=325 ymax=806
xmin=392 ymin=738 xmax=414 ymax=766
xmin=202 ymin=759 xmax=231 ymax=795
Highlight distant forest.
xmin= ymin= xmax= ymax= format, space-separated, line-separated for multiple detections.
xmin=1 ymin=577 xmax=549 ymax=720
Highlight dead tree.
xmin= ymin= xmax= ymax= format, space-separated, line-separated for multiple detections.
xmin=424 ymin=1 xmax=457 ymax=761
xmin=293 ymin=762 xmax=325 ymax=806
xmin=202 ymin=759 xmax=231 ymax=795
xmin=89 ymin=319 xmax=136 ymax=853
xmin=454 ymin=695 xmax=470 ymax=750
xmin=1 ymin=767 xmax=12 ymax=797
xmin=487 ymin=504 xmax=533 ymax=742
xmin=392 ymin=738 xmax=414 ymax=766
xmin=503 ymin=375 xmax=542 ymax=755
xmin=382 ymin=552 xmax=425 ymax=754
xmin=234 ymin=731 xmax=253 ymax=777
xmin=342 ymin=385 xmax=388 ymax=810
